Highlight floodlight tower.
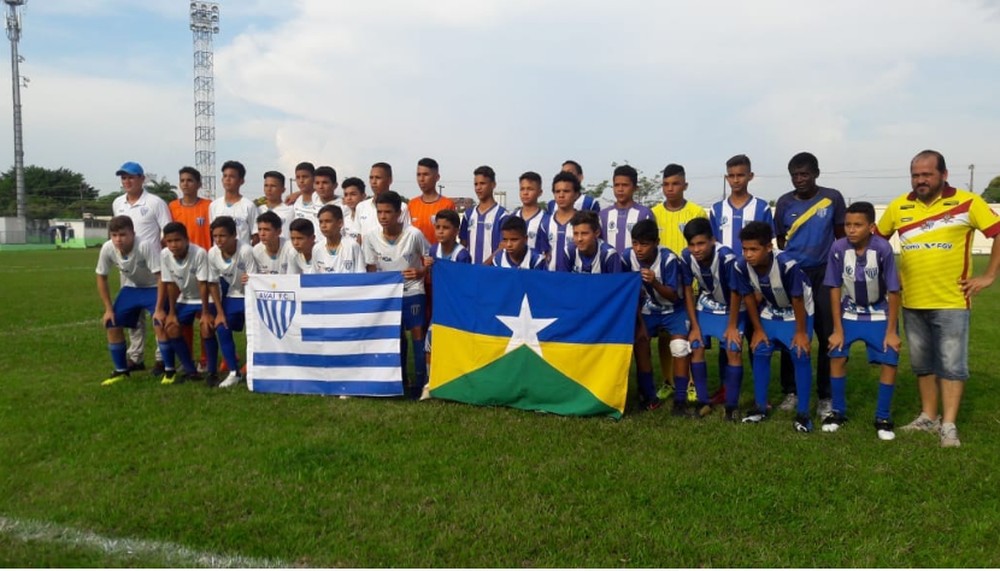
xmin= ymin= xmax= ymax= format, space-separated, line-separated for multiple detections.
xmin=5 ymin=0 xmax=26 ymax=224
xmin=190 ymin=2 xmax=219 ymax=199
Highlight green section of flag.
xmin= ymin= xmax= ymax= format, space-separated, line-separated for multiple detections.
xmin=431 ymin=345 xmax=620 ymax=419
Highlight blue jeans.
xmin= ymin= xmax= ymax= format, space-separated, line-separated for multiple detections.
xmin=902 ymin=308 xmax=969 ymax=381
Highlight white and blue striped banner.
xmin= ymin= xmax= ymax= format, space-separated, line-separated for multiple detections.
xmin=246 ymin=272 xmax=405 ymax=396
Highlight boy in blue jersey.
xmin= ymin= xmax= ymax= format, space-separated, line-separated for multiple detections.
xmin=512 ymin=171 xmax=551 ymax=256
xmin=563 ymin=211 xmax=624 ymax=274
xmin=154 ymin=222 xmax=211 ymax=385
xmin=732 ymin=221 xmax=816 ymax=432
xmin=624 ymin=219 xmax=691 ymax=414
xmin=95 ymin=216 xmax=162 ymax=386
xmin=824 ymin=202 xmax=901 ymax=440
xmin=600 ymin=164 xmax=653 ymax=255
xmin=460 ymin=165 xmax=507 ymax=265
xmin=710 ymin=155 xmax=774 ymax=256
xmin=493 ymin=216 xmax=546 ymax=270
xmin=543 ymin=171 xmax=581 ymax=271
xmin=547 ymin=160 xmax=601 ymax=214
xmin=207 ymin=216 xmax=257 ymax=388
xmin=681 ymin=218 xmax=746 ymax=420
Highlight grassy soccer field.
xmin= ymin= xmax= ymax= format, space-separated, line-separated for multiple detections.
xmin=1 ymin=249 xmax=999 ymax=567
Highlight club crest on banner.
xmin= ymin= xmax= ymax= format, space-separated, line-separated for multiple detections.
xmin=255 ymin=289 xmax=297 ymax=339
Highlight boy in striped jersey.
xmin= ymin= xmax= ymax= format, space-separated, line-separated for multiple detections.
xmin=492 ymin=216 xmax=546 ymax=270
xmin=512 ymin=171 xmax=551 ymax=256
xmin=732 ymin=221 xmax=815 ymax=432
xmin=460 ymin=165 xmax=507 ymax=264
xmin=681 ymin=218 xmax=746 ymax=420
xmin=563 ymin=211 xmax=624 ymax=274
xmin=824 ymin=202 xmax=901 ymax=440
xmin=425 ymin=209 xmax=471 ymax=265
xmin=547 ymin=160 xmax=601 ymax=214
xmin=340 ymin=177 xmax=366 ymax=244
xmin=543 ymin=171 xmax=580 ymax=271
xmin=207 ymin=216 xmax=257 ymax=388
xmin=710 ymin=154 xmax=774 ymax=257
xmin=156 ymin=222 xmax=211 ymax=385
xmin=624 ymin=219 xmax=691 ymax=414
xmin=313 ymin=204 xmax=365 ymax=274
xmin=600 ymin=164 xmax=653 ymax=255
xmin=250 ymin=211 xmax=294 ymax=276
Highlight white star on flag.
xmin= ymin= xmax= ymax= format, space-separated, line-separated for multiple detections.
xmin=495 ymin=294 xmax=557 ymax=357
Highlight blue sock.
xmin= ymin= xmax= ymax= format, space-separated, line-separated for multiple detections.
xmin=876 ymin=383 xmax=895 ymax=421
xmin=674 ymin=375 xmax=689 ymax=403
xmin=793 ymin=352 xmax=813 ymax=416
xmin=691 ymin=362 xmax=709 ymax=403
xmin=157 ymin=341 xmax=175 ymax=372
xmin=725 ymin=364 xmax=743 ymax=409
xmin=216 ymin=324 xmax=240 ymax=372
xmin=109 ymin=342 xmax=128 ymax=372
xmin=831 ymin=375 xmax=847 ymax=415
xmin=172 ymin=338 xmax=197 ymax=374
xmin=637 ymin=371 xmax=657 ymax=402
xmin=204 ymin=336 xmax=219 ymax=374
xmin=752 ymin=352 xmax=771 ymax=410
xmin=412 ymin=337 xmax=427 ymax=390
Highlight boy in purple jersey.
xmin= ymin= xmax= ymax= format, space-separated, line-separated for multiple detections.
xmin=546 ymin=160 xmax=602 ymax=214
xmin=681 ymin=218 xmax=746 ymax=420
xmin=732 ymin=221 xmax=816 ymax=432
xmin=544 ymin=171 xmax=580 ymax=271
xmin=425 ymin=209 xmax=471 ymax=265
xmin=824 ymin=202 xmax=901 ymax=440
xmin=563 ymin=211 xmax=624 ymax=273
xmin=624 ymin=219 xmax=691 ymax=414
xmin=600 ymin=164 xmax=653 ymax=255
xmin=460 ymin=165 xmax=508 ymax=265
xmin=493 ymin=217 xmax=546 ymax=270
xmin=710 ymin=155 xmax=775 ymax=256
xmin=512 ymin=171 xmax=551 ymax=257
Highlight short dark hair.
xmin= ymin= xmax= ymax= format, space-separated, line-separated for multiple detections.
xmin=662 ymin=163 xmax=686 ymax=179
xmin=318 ymin=204 xmax=344 ymax=220
xmin=613 ymin=164 xmax=638 ymax=186
xmin=501 ymin=215 xmax=527 ymax=236
xmin=371 ymin=162 xmax=393 ymax=178
xmin=256 ymin=210 xmax=282 ymax=231
xmin=519 ymin=171 xmax=542 ymax=186
xmin=178 ymin=166 xmax=202 ymax=184
xmin=788 ymin=152 xmax=820 ymax=174
xmin=846 ymin=201 xmax=876 ymax=224
xmin=435 ymin=209 xmax=460 ymax=228
xmin=570 ymin=210 xmax=601 ymax=233
xmin=221 ymin=160 xmax=246 ymax=180
xmin=912 ymin=149 xmax=947 ymax=173
xmin=264 ymin=170 xmax=286 ymax=186
xmin=562 ymin=160 xmax=583 ymax=178
xmin=163 ymin=221 xmax=188 ymax=239
xmin=552 ymin=171 xmax=581 ymax=194
xmin=108 ymin=215 xmax=134 ymax=233
xmin=374 ymin=190 xmax=403 ymax=212
xmin=294 ymin=162 xmax=316 ymax=175
xmin=417 ymin=157 xmax=439 ymax=172
xmin=683 ymin=217 xmax=713 ymax=243
xmin=210 ymin=216 xmax=237 ymax=236
xmin=315 ymin=166 xmax=338 ymax=184
xmin=726 ymin=154 xmax=752 ymax=170
xmin=474 ymin=165 xmax=496 ymax=182
xmin=289 ymin=218 xmax=315 ymax=237
xmin=631 ymin=219 xmax=659 ymax=242
xmin=739 ymin=221 xmax=773 ymax=245
xmin=341 ymin=177 xmax=366 ymax=194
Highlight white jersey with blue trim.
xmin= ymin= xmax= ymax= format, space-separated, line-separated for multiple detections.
xmin=208 ymin=242 xmax=256 ymax=298
xmin=209 ymin=196 xmax=260 ymax=247
xmin=460 ymin=202 xmax=507 ymax=265
xmin=547 ymin=194 xmax=601 ymax=214
xmin=96 ymin=240 xmax=161 ymax=288
xmin=312 ymin=239 xmax=366 ymax=274
xmin=252 ymin=239 xmax=295 ymax=275
xmin=258 ymin=203 xmax=295 ymax=240
xmin=363 ymin=226 xmax=428 ymax=297
xmin=565 ymin=240 xmax=624 ymax=274
xmin=623 ymin=246 xmax=685 ymax=315
xmin=542 ymin=213 xmax=573 ymax=271
xmin=732 ymin=252 xmax=814 ymax=320
xmin=709 ymin=195 xmax=774 ymax=257
xmin=599 ymin=203 xmax=654 ymax=255
xmin=680 ymin=244 xmax=739 ymax=315
xmin=160 ymin=243 xmax=209 ymax=304
xmin=512 ymin=206 xmax=551 ymax=254
xmin=429 ymin=242 xmax=472 ymax=263
xmin=492 ymin=248 xmax=547 ymax=270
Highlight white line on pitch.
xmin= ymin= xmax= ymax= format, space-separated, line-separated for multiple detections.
xmin=0 ymin=319 xmax=96 ymax=336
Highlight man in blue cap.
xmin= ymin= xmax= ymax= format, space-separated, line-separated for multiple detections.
xmin=112 ymin=161 xmax=172 ymax=373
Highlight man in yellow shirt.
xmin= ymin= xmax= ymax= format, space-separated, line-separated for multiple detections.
xmin=877 ymin=150 xmax=1000 ymax=447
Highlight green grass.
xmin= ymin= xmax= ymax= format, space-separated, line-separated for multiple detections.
xmin=2 ymin=249 xmax=1000 ymax=567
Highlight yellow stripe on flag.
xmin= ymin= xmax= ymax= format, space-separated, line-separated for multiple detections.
xmin=538 ymin=341 xmax=631 ymax=414
xmin=786 ymin=197 xmax=832 ymax=241
xmin=429 ymin=325 xmax=510 ymax=390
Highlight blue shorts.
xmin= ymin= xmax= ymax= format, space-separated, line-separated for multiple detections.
xmin=221 ymin=297 xmax=245 ymax=332
xmin=755 ymin=316 xmax=814 ymax=356
xmin=109 ymin=287 xmax=158 ymax=329
xmin=175 ymin=302 xmax=204 ymax=326
xmin=403 ymin=294 xmax=426 ymax=331
xmin=903 ymin=308 xmax=969 ymax=381
xmin=693 ymin=310 xmax=746 ymax=352
xmin=828 ymin=319 xmax=899 ymax=366
xmin=642 ymin=310 xmax=689 ymax=338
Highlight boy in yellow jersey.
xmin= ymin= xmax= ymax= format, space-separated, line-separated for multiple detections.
xmin=877 ymin=150 xmax=1000 ymax=447
xmin=651 ymin=163 xmax=707 ymax=398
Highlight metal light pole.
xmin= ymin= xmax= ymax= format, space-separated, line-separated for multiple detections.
xmin=5 ymin=0 xmax=26 ymax=225
xmin=190 ymin=2 xmax=219 ymax=199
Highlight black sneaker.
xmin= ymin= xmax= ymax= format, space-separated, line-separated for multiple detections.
xmin=874 ymin=418 xmax=896 ymax=441
xmin=724 ymin=406 xmax=740 ymax=422
xmin=126 ymin=359 xmax=145 ymax=372
xmin=741 ymin=407 xmax=768 ymax=423
xmin=694 ymin=401 xmax=713 ymax=419
xmin=205 ymin=372 xmax=220 ymax=388
xmin=793 ymin=414 xmax=814 ymax=433
xmin=151 ymin=360 xmax=166 ymax=377
xmin=638 ymin=397 xmax=662 ymax=412
xmin=821 ymin=412 xmax=848 ymax=433
xmin=672 ymin=400 xmax=691 ymax=417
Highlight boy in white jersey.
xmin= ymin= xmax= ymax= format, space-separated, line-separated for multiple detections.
xmin=291 ymin=161 xmax=319 ymax=218
xmin=258 ymin=171 xmax=294 ymax=240
xmin=207 ymin=216 xmax=257 ymax=388
xmin=286 ymin=218 xmax=317 ymax=274
xmin=710 ymin=155 xmax=774 ymax=256
xmin=356 ymin=162 xmax=410 ymax=238
xmin=365 ymin=191 xmax=429 ymax=399
xmin=95 ymin=216 xmax=162 ymax=386
xmin=209 ymin=160 xmax=259 ymax=247
xmin=249 ymin=211 xmax=294 ymax=276
xmin=155 ymin=222 xmax=211 ymax=385
xmin=563 ymin=211 xmax=624 ymax=274
xmin=599 ymin=164 xmax=653 ymax=255
xmin=460 ymin=165 xmax=508 ymax=265
xmin=511 ymin=171 xmax=550 ymax=256
xmin=340 ymin=177 xmax=366 ymax=244
xmin=492 ymin=216 xmax=546 ymax=270
xmin=544 ymin=171 xmax=581 ymax=271
xmin=313 ymin=204 xmax=365 ymax=273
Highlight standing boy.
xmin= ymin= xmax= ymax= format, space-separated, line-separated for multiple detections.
xmin=512 ymin=171 xmax=551 ymax=256
xmin=564 ymin=210 xmax=624 ymax=274
xmin=207 ymin=216 xmax=257 ymax=388
xmin=357 ymin=162 xmax=410 ymax=238
xmin=340 ymin=177 xmax=367 ymax=244
xmin=599 ymin=164 xmax=653 ymax=255
xmin=155 ymin=222 xmax=211 ymax=385
xmin=258 ymin=171 xmax=294 ymax=239
xmin=542 ymin=171 xmax=581 ymax=271
xmin=710 ymin=154 xmax=774 ymax=257
xmin=547 ymin=160 xmax=601 ymax=213
xmin=210 ymin=160 xmax=259 ymax=247
xmin=492 ymin=216 xmax=547 ymax=270
xmin=291 ymin=161 xmax=318 ymax=218
xmin=410 ymin=157 xmax=456 ymax=245
xmin=460 ymin=165 xmax=508 ymax=265
xmin=313 ymin=204 xmax=365 ymax=273
xmin=170 ymin=166 xmax=212 ymax=251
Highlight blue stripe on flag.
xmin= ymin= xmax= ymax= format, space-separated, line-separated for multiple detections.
xmin=300 ymin=272 xmax=403 ymax=288
xmin=301 ymin=325 xmax=401 ymax=342
xmin=255 ymin=352 xmax=400 ymax=368
xmin=252 ymin=379 xmax=403 ymax=396
xmin=302 ymin=298 xmax=403 ymax=315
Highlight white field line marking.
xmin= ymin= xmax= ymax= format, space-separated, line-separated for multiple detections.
xmin=0 ymin=266 xmax=93 ymax=272
xmin=0 ymin=319 xmax=96 ymax=336
xmin=0 ymin=516 xmax=291 ymax=568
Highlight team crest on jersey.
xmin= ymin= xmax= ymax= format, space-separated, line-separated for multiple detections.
xmin=608 ymin=220 xmax=617 ymax=231
xmin=865 ymin=267 xmax=878 ymax=279
xmin=196 ymin=217 xmax=205 ymax=226
xmin=140 ymin=207 xmax=149 ymax=216
xmin=484 ymin=222 xmax=493 ymax=232
xmin=344 ymin=260 xmax=354 ymax=271
xmin=816 ymin=207 xmax=829 ymax=218
xmin=256 ymin=290 xmax=296 ymax=340
xmin=845 ymin=266 xmax=854 ymax=277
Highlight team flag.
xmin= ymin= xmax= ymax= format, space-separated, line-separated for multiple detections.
xmin=246 ymin=272 xmax=405 ymax=396
xmin=429 ymin=261 xmax=640 ymax=418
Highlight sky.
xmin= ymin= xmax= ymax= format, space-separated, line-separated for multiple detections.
xmin=2 ymin=0 xmax=1000 ymax=207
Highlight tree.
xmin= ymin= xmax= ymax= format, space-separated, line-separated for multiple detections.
xmin=0 ymin=165 xmax=99 ymax=220
xmin=144 ymin=175 xmax=178 ymax=203
xmin=982 ymin=175 xmax=1000 ymax=203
